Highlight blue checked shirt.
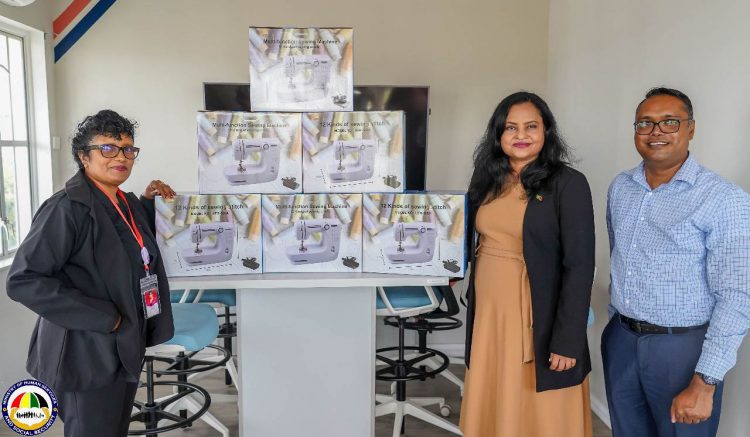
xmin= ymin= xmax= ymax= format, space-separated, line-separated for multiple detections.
xmin=607 ymin=155 xmax=750 ymax=380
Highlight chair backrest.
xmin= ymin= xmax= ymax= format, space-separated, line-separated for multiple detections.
xmin=423 ymin=285 xmax=460 ymax=320
xmin=376 ymin=286 xmax=441 ymax=319
xmin=171 ymin=289 xmax=205 ymax=303
xmin=588 ymin=266 xmax=598 ymax=327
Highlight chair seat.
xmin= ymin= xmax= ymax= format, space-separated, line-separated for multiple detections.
xmin=165 ymin=303 xmax=220 ymax=352
xmin=170 ymin=289 xmax=237 ymax=307
xmin=377 ymin=286 xmax=444 ymax=310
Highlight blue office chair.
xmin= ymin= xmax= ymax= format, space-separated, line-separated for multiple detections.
xmin=375 ymin=285 xmax=462 ymax=437
xmin=129 ymin=303 xmax=230 ymax=436
xmin=380 ymin=284 xmax=465 ymax=398
xmin=587 ymin=267 xmax=598 ymax=326
xmin=172 ymin=289 xmax=239 ymax=387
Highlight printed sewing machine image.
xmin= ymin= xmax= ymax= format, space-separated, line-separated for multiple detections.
xmin=181 ymin=222 xmax=235 ymax=265
xmin=385 ymin=222 xmax=438 ymax=264
xmin=286 ymin=219 xmax=341 ymax=265
xmin=328 ymin=140 xmax=376 ymax=183
xmin=223 ymin=138 xmax=280 ymax=185
xmin=277 ymin=54 xmax=332 ymax=102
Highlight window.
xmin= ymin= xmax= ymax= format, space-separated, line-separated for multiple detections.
xmin=0 ymin=29 xmax=33 ymax=256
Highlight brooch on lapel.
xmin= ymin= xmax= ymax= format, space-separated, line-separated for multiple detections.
xmin=535 ymin=194 xmax=543 ymax=202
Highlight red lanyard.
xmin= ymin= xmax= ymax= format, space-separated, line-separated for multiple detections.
xmin=91 ymin=179 xmax=150 ymax=274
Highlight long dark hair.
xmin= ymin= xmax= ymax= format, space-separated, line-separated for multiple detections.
xmin=468 ymin=91 xmax=570 ymax=208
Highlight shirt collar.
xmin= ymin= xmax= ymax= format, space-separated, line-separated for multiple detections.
xmin=630 ymin=153 xmax=700 ymax=190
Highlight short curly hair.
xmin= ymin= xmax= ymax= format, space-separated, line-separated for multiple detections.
xmin=71 ymin=110 xmax=138 ymax=169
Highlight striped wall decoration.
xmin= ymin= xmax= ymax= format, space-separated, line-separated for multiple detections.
xmin=53 ymin=0 xmax=117 ymax=62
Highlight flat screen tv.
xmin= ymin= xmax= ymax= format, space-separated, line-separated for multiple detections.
xmin=203 ymin=83 xmax=429 ymax=191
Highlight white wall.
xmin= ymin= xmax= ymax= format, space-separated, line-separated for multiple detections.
xmin=547 ymin=1 xmax=750 ymax=433
xmin=0 ymin=0 xmax=55 ymax=392
xmin=50 ymin=0 xmax=550 ymax=352
xmin=0 ymin=2 xmax=49 ymax=30
xmin=52 ymin=0 xmax=549 ymax=195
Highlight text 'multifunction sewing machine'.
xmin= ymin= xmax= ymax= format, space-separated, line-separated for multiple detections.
xmin=385 ymin=222 xmax=438 ymax=264
xmin=276 ymin=54 xmax=332 ymax=103
xmin=223 ymin=138 xmax=280 ymax=185
xmin=181 ymin=222 xmax=235 ymax=265
xmin=286 ymin=219 xmax=341 ymax=265
xmin=328 ymin=139 xmax=376 ymax=183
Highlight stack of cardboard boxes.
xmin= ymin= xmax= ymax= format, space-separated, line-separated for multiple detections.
xmin=156 ymin=27 xmax=465 ymax=278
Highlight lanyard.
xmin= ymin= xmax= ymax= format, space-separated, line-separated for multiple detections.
xmin=91 ymin=179 xmax=150 ymax=274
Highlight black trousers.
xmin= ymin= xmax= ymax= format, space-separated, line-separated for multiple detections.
xmin=58 ymin=379 xmax=139 ymax=437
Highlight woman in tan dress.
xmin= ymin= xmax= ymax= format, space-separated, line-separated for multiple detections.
xmin=461 ymin=92 xmax=595 ymax=436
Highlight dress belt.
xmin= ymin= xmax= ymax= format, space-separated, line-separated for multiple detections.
xmin=477 ymin=243 xmax=534 ymax=363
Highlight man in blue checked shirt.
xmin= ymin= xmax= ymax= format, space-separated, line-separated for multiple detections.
xmin=603 ymin=87 xmax=750 ymax=437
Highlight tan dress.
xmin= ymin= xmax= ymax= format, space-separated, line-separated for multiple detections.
xmin=459 ymin=183 xmax=593 ymax=437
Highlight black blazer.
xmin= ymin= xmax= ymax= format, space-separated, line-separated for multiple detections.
xmin=464 ymin=165 xmax=595 ymax=392
xmin=6 ymin=171 xmax=174 ymax=392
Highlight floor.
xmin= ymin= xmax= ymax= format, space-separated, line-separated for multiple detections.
xmin=2 ymin=363 xmax=612 ymax=437
xmin=373 ymin=364 xmax=612 ymax=437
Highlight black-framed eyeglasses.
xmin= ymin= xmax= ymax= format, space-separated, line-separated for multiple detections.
xmin=633 ymin=118 xmax=692 ymax=135
xmin=86 ymin=144 xmax=140 ymax=159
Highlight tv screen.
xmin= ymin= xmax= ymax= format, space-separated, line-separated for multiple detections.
xmin=203 ymin=83 xmax=429 ymax=191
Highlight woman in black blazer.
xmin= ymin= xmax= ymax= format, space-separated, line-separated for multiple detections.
xmin=459 ymin=92 xmax=595 ymax=437
xmin=7 ymin=110 xmax=177 ymax=437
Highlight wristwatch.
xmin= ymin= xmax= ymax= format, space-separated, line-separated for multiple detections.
xmin=695 ymin=372 xmax=721 ymax=386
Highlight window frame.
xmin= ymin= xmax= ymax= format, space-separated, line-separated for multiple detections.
xmin=0 ymin=16 xmax=52 ymax=266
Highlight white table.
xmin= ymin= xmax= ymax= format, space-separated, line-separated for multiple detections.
xmin=169 ymin=273 xmax=448 ymax=437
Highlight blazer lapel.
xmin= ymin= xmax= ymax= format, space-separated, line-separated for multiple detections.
xmin=65 ymin=172 xmax=136 ymax=314
xmin=522 ymin=185 xmax=557 ymax=252
xmin=90 ymin=198 xmax=137 ymax=314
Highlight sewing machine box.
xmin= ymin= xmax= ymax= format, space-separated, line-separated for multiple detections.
xmin=155 ymin=194 xmax=264 ymax=277
xmin=302 ymin=111 xmax=405 ymax=193
xmin=361 ymin=192 xmax=467 ymax=277
xmin=249 ymin=27 xmax=354 ymax=112
xmin=261 ymin=193 xmax=363 ymax=273
xmin=197 ymin=111 xmax=303 ymax=194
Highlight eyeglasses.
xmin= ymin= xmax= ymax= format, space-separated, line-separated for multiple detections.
xmin=86 ymin=144 xmax=140 ymax=159
xmin=633 ymin=118 xmax=692 ymax=135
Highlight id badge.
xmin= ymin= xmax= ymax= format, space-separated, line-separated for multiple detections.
xmin=140 ymin=274 xmax=161 ymax=319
